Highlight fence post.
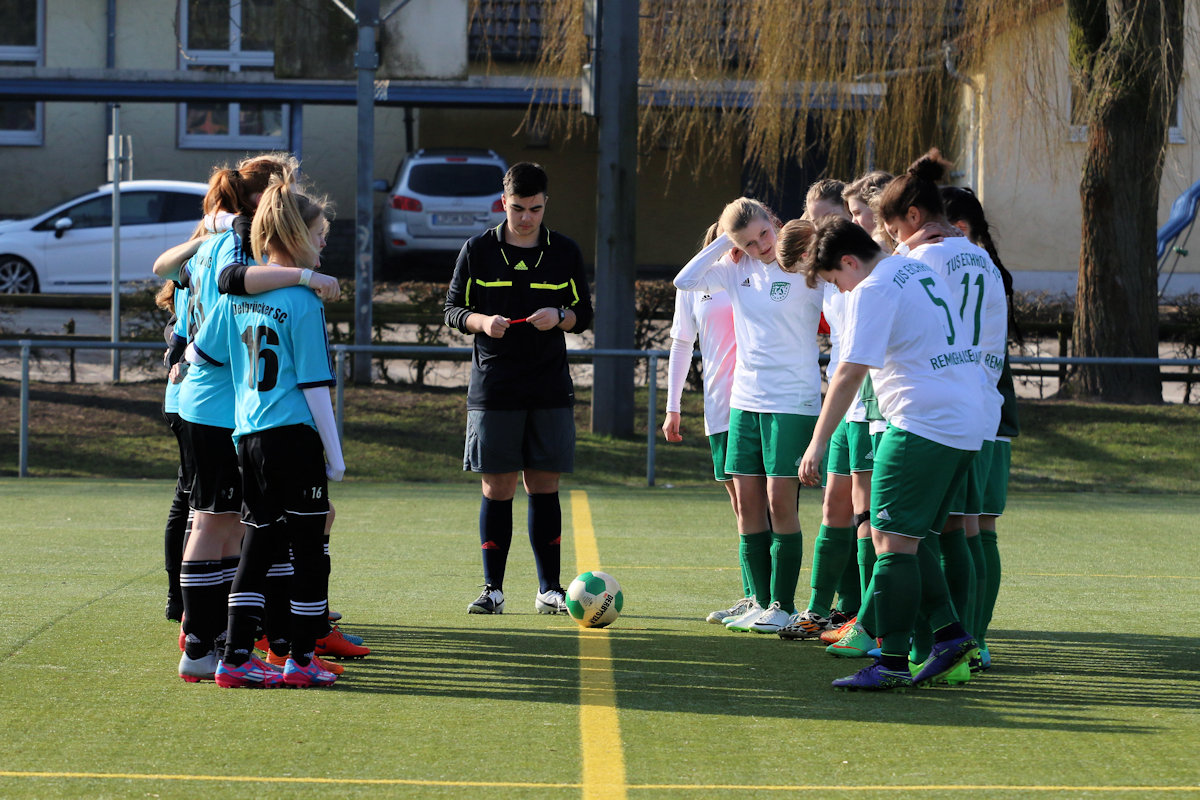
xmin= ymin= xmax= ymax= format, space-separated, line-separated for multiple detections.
xmin=647 ymin=353 xmax=657 ymax=487
xmin=336 ymin=348 xmax=346 ymax=442
xmin=1057 ymin=312 xmax=1069 ymax=388
xmin=19 ymin=340 xmax=30 ymax=477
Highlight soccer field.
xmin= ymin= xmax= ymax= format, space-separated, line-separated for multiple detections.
xmin=1 ymin=480 xmax=1197 ymax=799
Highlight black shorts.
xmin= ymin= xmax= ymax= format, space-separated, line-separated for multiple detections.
xmin=163 ymin=410 xmax=195 ymax=495
xmin=237 ymin=425 xmax=330 ymax=528
xmin=184 ymin=420 xmax=241 ymax=514
xmin=463 ymin=407 xmax=575 ymax=474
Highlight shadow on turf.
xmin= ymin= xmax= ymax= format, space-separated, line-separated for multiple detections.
xmin=328 ymin=621 xmax=1198 ymax=732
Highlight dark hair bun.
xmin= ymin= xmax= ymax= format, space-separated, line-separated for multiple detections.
xmin=908 ymin=148 xmax=950 ymax=183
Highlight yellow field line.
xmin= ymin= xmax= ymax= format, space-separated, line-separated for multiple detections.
xmin=570 ymin=489 xmax=628 ymax=800
xmin=1 ymin=773 xmax=1197 ymax=793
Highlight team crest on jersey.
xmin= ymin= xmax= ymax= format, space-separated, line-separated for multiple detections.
xmin=770 ymin=281 xmax=790 ymax=301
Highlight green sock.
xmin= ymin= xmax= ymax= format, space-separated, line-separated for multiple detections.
xmin=910 ymin=614 xmax=933 ymax=664
xmin=979 ymin=529 xmax=1002 ymax=643
xmin=739 ymin=531 xmax=772 ymax=603
xmin=835 ymin=543 xmax=862 ymax=616
xmin=918 ymin=536 xmax=959 ymax=632
xmin=966 ymin=533 xmax=986 ymax=638
xmin=857 ymin=537 xmax=877 ymax=632
xmin=807 ymin=525 xmax=854 ymax=618
xmin=769 ymin=531 xmax=803 ymax=614
xmin=870 ymin=551 xmax=920 ymax=657
xmin=739 ymin=539 xmax=753 ymax=598
xmin=939 ymin=527 xmax=974 ymax=626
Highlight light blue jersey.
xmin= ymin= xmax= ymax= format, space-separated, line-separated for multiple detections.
xmin=177 ymin=230 xmax=249 ymax=428
xmin=163 ymin=282 xmax=189 ymax=415
xmin=192 ymin=285 xmax=335 ymax=442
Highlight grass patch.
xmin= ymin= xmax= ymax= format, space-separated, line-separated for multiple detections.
xmin=0 ymin=482 xmax=1197 ymax=798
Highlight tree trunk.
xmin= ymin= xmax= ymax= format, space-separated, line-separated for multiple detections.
xmin=1068 ymin=0 xmax=1183 ymax=402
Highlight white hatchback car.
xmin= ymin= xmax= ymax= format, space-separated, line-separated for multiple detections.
xmin=0 ymin=180 xmax=209 ymax=294
xmin=377 ymin=148 xmax=508 ymax=265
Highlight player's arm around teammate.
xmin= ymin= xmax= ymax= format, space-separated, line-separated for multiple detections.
xmin=188 ymin=178 xmax=343 ymax=688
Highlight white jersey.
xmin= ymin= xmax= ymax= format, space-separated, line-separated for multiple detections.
xmin=840 ymin=255 xmax=988 ymax=451
xmin=667 ymin=285 xmax=736 ymax=436
xmin=674 ymin=233 xmax=824 ymax=415
xmin=907 ymin=236 xmax=1007 ymax=439
xmin=823 ymin=281 xmax=868 ymax=423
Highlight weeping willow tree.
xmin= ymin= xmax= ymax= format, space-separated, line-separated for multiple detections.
xmin=523 ymin=0 xmax=967 ymax=183
xmin=474 ymin=0 xmax=1185 ymax=403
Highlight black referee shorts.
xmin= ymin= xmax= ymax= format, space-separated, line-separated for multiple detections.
xmin=463 ymin=407 xmax=575 ymax=474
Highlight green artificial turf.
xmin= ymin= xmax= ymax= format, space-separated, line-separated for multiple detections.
xmin=1 ymin=481 xmax=1197 ymax=798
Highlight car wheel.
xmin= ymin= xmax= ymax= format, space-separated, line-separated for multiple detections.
xmin=0 ymin=256 xmax=38 ymax=293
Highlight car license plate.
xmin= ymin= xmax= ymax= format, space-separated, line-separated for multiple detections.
xmin=432 ymin=213 xmax=474 ymax=226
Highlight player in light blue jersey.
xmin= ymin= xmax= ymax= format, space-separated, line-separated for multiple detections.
xmin=188 ymin=178 xmax=344 ymax=688
xmin=157 ymin=278 xmax=194 ymax=624
xmin=160 ymin=156 xmax=351 ymax=683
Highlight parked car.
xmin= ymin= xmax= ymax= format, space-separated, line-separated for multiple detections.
xmin=376 ymin=148 xmax=508 ymax=265
xmin=0 ymin=180 xmax=209 ymax=294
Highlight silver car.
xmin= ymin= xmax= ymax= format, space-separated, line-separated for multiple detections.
xmin=377 ymin=148 xmax=508 ymax=265
xmin=0 ymin=180 xmax=208 ymax=293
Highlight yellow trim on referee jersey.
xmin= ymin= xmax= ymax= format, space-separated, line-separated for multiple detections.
xmin=530 ymin=281 xmax=568 ymax=290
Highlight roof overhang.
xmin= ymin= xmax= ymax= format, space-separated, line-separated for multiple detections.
xmin=0 ymin=67 xmax=884 ymax=111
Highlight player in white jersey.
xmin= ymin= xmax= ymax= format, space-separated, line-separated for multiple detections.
xmin=943 ymin=185 xmax=1021 ymax=671
xmin=661 ymin=223 xmax=742 ymax=623
xmin=795 ymin=216 xmax=987 ymax=691
xmin=877 ymin=150 xmax=1007 ymax=659
xmin=674 ymin=198 xmax=824 ymax=635
xmin=777 ymin=180 xmax=862 ymax=640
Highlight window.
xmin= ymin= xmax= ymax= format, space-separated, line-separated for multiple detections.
xmin=177 ymin=0 xmax=287 ymax=149
xmin=0 ymin=0 xmax=44 ymax=146
xmin=35 ymin=192 xmax=172 ymax=231
xmin=1069 ymin=83 xmax=1185 ymax=145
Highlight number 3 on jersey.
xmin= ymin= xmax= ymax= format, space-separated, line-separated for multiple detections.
xmin=240 ymin=324 xmax=279 ymax=391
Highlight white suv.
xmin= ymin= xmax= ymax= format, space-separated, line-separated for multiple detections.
xmin=377 ymin=148 xmax=508 ymax=265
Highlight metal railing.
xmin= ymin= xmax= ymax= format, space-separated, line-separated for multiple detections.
xmin=5 ymin=338 xmax=1200 ymax=482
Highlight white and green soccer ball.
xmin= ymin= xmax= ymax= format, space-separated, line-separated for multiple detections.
xmin=565 ymin=571 xmax=623 ymax=628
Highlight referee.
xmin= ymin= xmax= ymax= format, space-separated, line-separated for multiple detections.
xmin=444 ymin=162 xmax=594 ymax=616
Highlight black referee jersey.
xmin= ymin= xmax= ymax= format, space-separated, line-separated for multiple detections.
xmin=445 ymin=223 xmax=594 ymax=411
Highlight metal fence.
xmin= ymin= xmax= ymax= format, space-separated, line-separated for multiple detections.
xmin=5 ymin=339 xmax=1200 ymax=483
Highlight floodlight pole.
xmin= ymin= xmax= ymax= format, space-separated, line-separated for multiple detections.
xmin=353 ymin=0 xmax=380 ymax=384
xmin=110 ymin=103 xmax=122 ymax=382
xmin=590 ymin=0 xmax=638 ymax=436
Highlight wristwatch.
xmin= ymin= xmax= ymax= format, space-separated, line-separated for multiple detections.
xmin=557 ymin=307 xmax=566 ymax=324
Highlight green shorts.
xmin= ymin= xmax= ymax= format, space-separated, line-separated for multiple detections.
xmin=871 ymin=425 xmax=978 ymax=539
xmin=726 ymin=408 xmax=817 ymax=478
xmin=708 ymin=431 xmax=731 ymax=482
xmin=948 ymin=440 xmax=995 ymax=515
xmin=981 ymin=440 xmax=1011 ymax=516
xmin=847 ymin=421 xmax=876 ymax=473
xmin=826 ymin=420 xmax=851 ymax=479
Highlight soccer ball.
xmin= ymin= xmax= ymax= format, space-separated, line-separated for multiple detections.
xmin=565 ymin=571 xmax=623 ymax=628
